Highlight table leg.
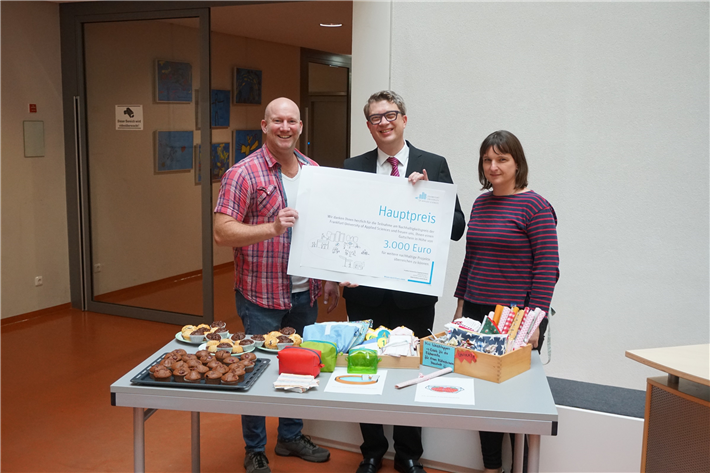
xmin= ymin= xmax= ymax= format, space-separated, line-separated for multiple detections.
xmin=191 ymin=411 xmax=200 ymax=473
xmin=513 ymin=433 xmax=525 ymax=473
xmin=527 ymin=434 xmax=541 ymax=473
xmin=133 ymin=408 xmax=145 ymax=473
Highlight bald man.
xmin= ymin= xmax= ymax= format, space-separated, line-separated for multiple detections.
xmin=215 ymin=98 xmax=338 ymax=473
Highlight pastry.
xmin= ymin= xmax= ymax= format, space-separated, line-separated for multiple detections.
xmin=222 ymin=356 xmax=240 ymax=366
xmin=264 ymin=337 xmax=279 ymax=350
xmin=231 ymin=332 xmax=246 ymax=342
xmin=240 ymin=360 xmax=255 ymax=373
xmin=184 ymin=370 xmax=203 ymax=383
xmin=206 ymin=359 xmax=223 ymax=370
xmin=289 ymin=334 xmax=302 ymax=346
xmin=250 ymin=334 xmax=265 ymax=342
xmin=195 ymin=350 xmax=210 ymax=358
xmin=204 ymin=370 xmax=222 ymax=384
xmin=215 ymin=350 xmax=232 ymax=361
xmin=172 ymin=366 xmax=190 ymax=382
xmin=220 ymin=371 xmax=241 ymax=385
xmin=231 ymin=366 xmax=246 ymax=382
xmin=231 ymin=344 xmax=244 ymax=354
xmin=192 ymin=363 xmax=209 ymax=375
xmin=213 ymin=363 xmax=229 ymax=374
xmin=280 ymin=327 xmax=296 ymax=336
xmin=205 ymin=332 xmax=221 ymax=341
xmin=241 ymin=352 xmax=257 ymax=362
xmin=151 ymin=367 xmax=172 ymax=382
xmin=239 ymin=339 xmax=255 ymax=347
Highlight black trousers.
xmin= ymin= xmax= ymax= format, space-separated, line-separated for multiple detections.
xmin=346 ymin=292 xmax=434 ymax=462
xmin=462 ymin=301 xmax=548 ymax=472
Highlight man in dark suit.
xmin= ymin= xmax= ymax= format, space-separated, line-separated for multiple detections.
xmin=344 ymin=91 xmax=466 ymax=473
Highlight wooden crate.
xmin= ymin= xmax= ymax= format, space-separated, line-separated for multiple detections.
xmin=419 ymin=332 xmax=531 ymax=383
xmin=336 ymin=350 xmax=420 ymax=369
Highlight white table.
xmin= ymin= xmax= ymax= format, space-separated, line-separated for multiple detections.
xmin=111 ymin=340 xmax=558 ymax=473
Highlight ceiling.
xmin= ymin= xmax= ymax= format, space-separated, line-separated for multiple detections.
xmin=169 ymin=1 xmax=353 ymax=56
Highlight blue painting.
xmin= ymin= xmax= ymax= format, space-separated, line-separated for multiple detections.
xmin=156 ymin=131 xmax=193 ymax=173
xmin=195 ymin=143 xmax=231 ymax=184
xmin=211 ymin=90 xmax=230 ymax=127
xmin=233 ymin=130 xmax=262 ymax=164
xmin=156 ymin=60 xmax=192 ymax=103
xmin=234 ymin=68 xmax=262 ymax=104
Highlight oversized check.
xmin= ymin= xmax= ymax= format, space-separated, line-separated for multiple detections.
xmin=288 ymin=166 xmax=458 ymax=297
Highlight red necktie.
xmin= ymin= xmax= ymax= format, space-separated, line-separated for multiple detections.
xmin=387 ymin=156 xmax=400 ymax=177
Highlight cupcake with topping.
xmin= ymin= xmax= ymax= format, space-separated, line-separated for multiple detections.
xmin=230 ymin=332 xmax=246 ymax=342
xmin=248 ymin=334 xmax=265 ymax=347
xmin=280 ymin=327 xmax=296 ymax=336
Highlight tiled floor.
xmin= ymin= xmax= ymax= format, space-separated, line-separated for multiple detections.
xmin=1 ymin=279 xmax=449 ymax=473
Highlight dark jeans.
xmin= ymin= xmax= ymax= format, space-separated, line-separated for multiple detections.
xmin=347 ymin=291 xmax=434 ymax=462
xmin=462 ymin=301 xmax=549 ymax=471
xmin=235 ymin=290 xmax=318 ymax=453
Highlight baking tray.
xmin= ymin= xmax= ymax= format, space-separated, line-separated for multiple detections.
xmin=130 ymin=354 xmax=270 ymax=391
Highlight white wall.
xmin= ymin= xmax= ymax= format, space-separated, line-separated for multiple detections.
xmin=1 ymin=2 xmax=69 ymax=317
xmin=351 ymin=1 xmax=709 ymax=391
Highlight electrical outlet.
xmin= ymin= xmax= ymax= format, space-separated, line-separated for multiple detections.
xmin=94 ymin=263 xmax=102 ymax=273
xmin=34 ymin=276 xmax=43 ymax=286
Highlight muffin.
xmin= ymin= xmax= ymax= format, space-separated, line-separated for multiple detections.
xmin=215 ymin=350 xmax=232 ymax=362
xmin=241 ymin=352 xmax=257 ymax=362
xmin=213 ymin=363 xmax=229 ymax=375
xmin=264 ymin=337 xmax=279 ymax=350
xmin=230 ymin=332 xmax=246 ymax=342
xmin=204 ymin=370 xmax=222 ymax=385
xmin=220 ymin=370 xmax=241 ymax=385
xmin=171 ymin=360 xmax=187 ymax=371
xmin=231 ymin=366 xmax=246 ymax=382
xmin=193 ymin=363 xmax=209 ymax=375
xmin=289 ymin=334 xmax=302 ymax=346
xmin=205 ymin=332 xmax=221 ymax=342
xmin=280 ymin=327 xmax=296 ymax=336
xmin=206 ymin=359 xmax=223 ymax=370
xmin=173 ymin=366 xmax=190 ymax=382
xmin=240 ymin=360 xmax=255 ymax=373
xmin=151 ymin=367 xmax=172 ymax=382
xmin=184 ymin=370 xmax=203 ymax=383
xmin=222 ymin=356 xmax=240 ymax=367
xmin=195 ymin=350 xmax=210 ymax=359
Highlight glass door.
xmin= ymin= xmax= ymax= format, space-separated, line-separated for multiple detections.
xmin=65 ymin=8 xmax=213 ymax=325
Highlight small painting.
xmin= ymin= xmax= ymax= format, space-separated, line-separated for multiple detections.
xmin=156 ymin=131 xmax=193 ymax=173
xmin=195 ymin=142 xmax=231 ymax=184
xmin=155 ymin=60 xmax=192 ymax=103
xmin=211 ymin=89 xmax=231 ymax=127
xmin=233 ymin=129 xmax=262 ymax=164
xmin=233 ymin=68 xmax=262 ymax=104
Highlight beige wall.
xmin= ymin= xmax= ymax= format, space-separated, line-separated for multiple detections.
xmin=1 ymin=2 xmax=69 ymax=318
xmin=1 ymin=3 xmax=301 ymax=317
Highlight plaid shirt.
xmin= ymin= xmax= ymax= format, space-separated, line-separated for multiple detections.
xmin=215 ymin=145 xmax=323 ymax=310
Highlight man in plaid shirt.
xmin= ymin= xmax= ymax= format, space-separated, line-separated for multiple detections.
xmin=214 ymin=97 xmax=340 ymax=473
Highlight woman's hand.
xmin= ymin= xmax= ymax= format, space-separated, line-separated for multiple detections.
xmin=323 ymin=281 xmax=340 ymax=314
xmin=528 ymin=327 xmax=541 ymax=349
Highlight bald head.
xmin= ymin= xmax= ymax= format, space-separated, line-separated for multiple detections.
xmin=261 ymin=97 xmax=303 ymax=161
xmin=264 ymin=97 xmax=300 ymax=121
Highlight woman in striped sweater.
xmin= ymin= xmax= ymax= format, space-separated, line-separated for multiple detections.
xmin=454 ymin=130 xmax=559 ymax=473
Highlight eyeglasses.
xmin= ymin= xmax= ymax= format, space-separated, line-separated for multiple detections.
xmin=367 ymin=110 xmax=402 ymax=125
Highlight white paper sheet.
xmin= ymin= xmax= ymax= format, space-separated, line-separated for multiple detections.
xmin=414 ymin=377 xmax=475 ymax=406
xmin=288 ymin=167 xmax=457 ymax=297
xmin=323 ymin=367 xmax=388 ymax=395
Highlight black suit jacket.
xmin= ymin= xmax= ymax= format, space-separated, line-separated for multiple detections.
xmin=342 ymin=141 xmax=466 ymax=310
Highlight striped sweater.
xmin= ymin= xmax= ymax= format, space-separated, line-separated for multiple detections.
xmin=455 ymin=190 xmax=559 ymax=313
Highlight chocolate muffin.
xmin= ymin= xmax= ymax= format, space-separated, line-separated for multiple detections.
xmin=195 ymin=350 xmax=210 ymax=358
xmin=231 ymin=332 xmax=246 ymax=342
xmin=279 ymin=327 xmax=296 ymax=336
xmin=184 ymin=370 xmax=203 ymax=383
xmin=241 ymin=352 xmax=257 ymax=362
xmin=276 ymin=335 xmax=293 ymax=343
xmin=205 ymin=332 xmax=221 ymax=341
xmin=220 ymin=370 xmax=241 ymax=385
xmin=173 ymin=366 xmax=190 ymax=382
xmin=215 ymin=351 xmax=231 ymax=362
xmin=213 ymin=363 xmax=229 ymax=374
xmin=211 ymin=320 xmax=227 ymax=330
xmin=250 ymin=334 xmax=265 ymax=342
xmin=151 ymin=367 xmax=172 ymax=382
xmin=231 ymin=366 xmax=246 ymax=382
xmin=239 ymin=339 xmax=255 ymax=347
xmin=206 ymin=359 xmax=223 ymax=370
xmin=240 ymin=360 xmax=255 ymax=373
xmin=192 ymin=364 xmax=209 ymax=375
xmin=204 ymin=370 xmax=222 ymax=384
xmin=222 ymin=356 xmax=240 ymax=366
xmin=172 ymin=348 xmax=187 ymax=356
xmin=171 ymin=360 xmax=187 ymax=371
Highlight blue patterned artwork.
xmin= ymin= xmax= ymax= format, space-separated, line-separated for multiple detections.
xmin=156 ymin=131 xmax=193 ymax=173
xmin=156 ymin=60 xmax=192 ymax=103
xmin=233 ymin=130 xmax=262 ymax=164
xmin=233 ymin=68 xmax=262 ymax=104
xmin=211 ymin=90 xmax=230 ymax=127
xmin=195 ymin=143 xmax=231 ymax=184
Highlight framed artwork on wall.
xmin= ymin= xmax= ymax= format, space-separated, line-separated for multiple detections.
xmin=211 ymin=89 xmax=230 ymax=127
xmin=194 ymin=142 xmax=231 ymax=184
xmin=155 ymin=131 xmax=193 ymax=173
xmin=233 ymin=68 xmax=262 ymax=104
xmin=233 ymin=129 xmax=262 ymax=164
xmin=155 ymin=59 xmax=192 ymax=103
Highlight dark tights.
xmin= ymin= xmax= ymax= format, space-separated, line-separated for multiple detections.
xmin=461 ymin=301 xmax=548 ymax=472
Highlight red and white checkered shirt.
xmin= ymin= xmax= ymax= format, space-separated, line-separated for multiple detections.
xmin=214 ymin=145 xmax=322 ymax=310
